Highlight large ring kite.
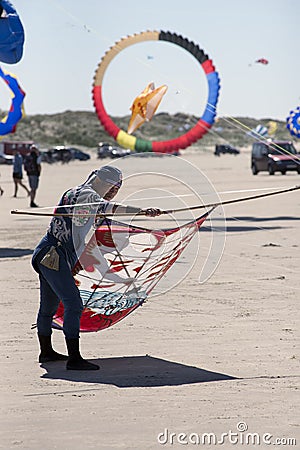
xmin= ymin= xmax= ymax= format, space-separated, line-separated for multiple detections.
xmin=0 ymin=66 xmax=25 ymax=136
xmin=286 ymin=106 xmax=300 ymax=138
xmin=92 ymin=30 xmax=221 ymax=153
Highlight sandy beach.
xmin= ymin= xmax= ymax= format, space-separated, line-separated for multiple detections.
xmin=0 ymin=148 xmax=299 ymax=449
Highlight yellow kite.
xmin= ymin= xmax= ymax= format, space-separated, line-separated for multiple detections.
xmin=127 ymin=82 xmax=168 ymax=134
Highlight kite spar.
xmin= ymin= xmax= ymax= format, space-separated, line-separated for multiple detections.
xmin=11 ymin=185 xmax=300 ymax=218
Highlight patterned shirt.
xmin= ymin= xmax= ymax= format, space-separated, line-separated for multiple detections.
xmin=33 ymin=181 xmax=114 ymax=270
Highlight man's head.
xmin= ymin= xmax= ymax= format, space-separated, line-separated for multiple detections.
xmin=91 ymin=166 xmax=123 ymax=200
xmin=30 ymin=144 xmax=39 ymax=154
xmin=95 ymin=166 xmax=123 ymax=187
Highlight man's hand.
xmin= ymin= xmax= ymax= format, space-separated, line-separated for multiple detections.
xmin=143 ymin=208 xmax=163 ymax=217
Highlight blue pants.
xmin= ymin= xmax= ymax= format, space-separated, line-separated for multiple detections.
xmin=34 ymin=246 xmax=83 ymax=339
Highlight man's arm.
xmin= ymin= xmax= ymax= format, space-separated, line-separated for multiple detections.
xmin=109 ymin=204 xmax=162 ymax=217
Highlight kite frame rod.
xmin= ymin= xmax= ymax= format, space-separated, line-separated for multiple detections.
xmin=10 ymin=185 xmax=300 ymax=218
xmin=163 ymin=184 xmax=300 ymax=213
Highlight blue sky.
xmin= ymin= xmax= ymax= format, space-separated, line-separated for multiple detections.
xmin=0 ymin=0 xmax=299 ymax=120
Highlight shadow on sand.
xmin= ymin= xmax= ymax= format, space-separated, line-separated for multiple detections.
xmin=201 ymin=224 xmax=284 ymax=232
xmin=39 ymin=355 xmax=237 ymax=388
xmin=200 ymin=214 xmax=300 ymax=233
xmin=0 ymin=248 xmax=33 ymax=258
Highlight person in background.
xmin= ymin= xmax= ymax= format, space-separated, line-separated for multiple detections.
xmin=32 ymin=166 xmax=162 ymax=371
xmin=0 ymin=168 xmax=3 ymax=196
xmin=24 ymin=144 xmax=42 ymax=207
xmin=12 ymin=149 xmax=30 ymax=197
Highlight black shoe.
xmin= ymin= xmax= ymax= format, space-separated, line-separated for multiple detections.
xmin=38 ymin=334 xmax=68 ymax=363
xmin=39 ymin=350 xmax=68 ymax=363
xmin=30 ymin=201 xmax=39 ymax=207
xmin=65 ymin=338 xmax=99 ymax=370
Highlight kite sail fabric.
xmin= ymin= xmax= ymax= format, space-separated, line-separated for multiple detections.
xmin=286 ymin=106 xmax=300 ymax=138
xmin=0 ymin=0 xmax=24 ymax=64
xmin=0 ymin=66 xmax=25 ymax=136
xmin=255 ymin=58 xmax=269 ymax=65
xmin=267 ymin=120 xmax=277 ymax=136
xmin=127 ymin=82 xmax=168 ymax=134
xmin=52 ymin=209 xmax=213 ymax=332
xmin=246 ymin=124 xmax=268 ymax=138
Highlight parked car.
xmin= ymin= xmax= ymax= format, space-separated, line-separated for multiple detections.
xmin=110 ymin=146 xmax=132 ymax=158
xmin=69 ymin=148 xmax=90 ymax=161
xmin=251 ymin=140 xmax=300 ymax=175
xmin=97 ymin=142 xmax=113 ymax=159
xmin=43 ymin=146 xmax=90 ymax=163
xmin=215 ymin=144 xmax=240 ymax=156
xmin=97 ymin=142 xmax=132 ymax=159
xmin=0 ymin=154 xmax=14 ymax=164
xmin=45 ymin=146 xmax=72 ymax=163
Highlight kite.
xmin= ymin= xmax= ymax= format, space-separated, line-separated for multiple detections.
xmin=0 ymin=0 xmax=24 ymax=64
xmin=246 ymin=124 xmax=268 ymax=138
xmin=286 ymin=106 xmax=300 ymax=138
xmin=10 ymin=185 xmax=299 ymax=333
xmin=93 ymin=30 xmax=221 ymax=154
xmin=0 ymin=66 xmax=25 ymax=136
xmin=255 ymin=58 xmax=269 ymax=65
xmin=248 ymin=58 xmax=269 ymax=67
xmin=127 ymin=82 xmax=168 ymax=134
xmin=267 ymin=120 xmax=277 ymax=136
xmin=52 ymin=211 xmax=212 ymax=332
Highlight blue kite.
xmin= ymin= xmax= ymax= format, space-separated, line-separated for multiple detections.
xmin=0 ymin=0 xmax=24 ymax=64
xmin=0 ymin=66 xmax=25 ymax=135
xmin=286 ymin=106 xmax=300 ymax=139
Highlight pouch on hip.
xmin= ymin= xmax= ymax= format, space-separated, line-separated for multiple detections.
xmin=40 ymin=246 xmax=60 ymax=271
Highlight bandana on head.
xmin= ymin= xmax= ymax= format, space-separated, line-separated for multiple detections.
xmin=95 ymin=166 xmax=123 ymax=187
xmin=84 ymin=166 xmax=123 ymax=187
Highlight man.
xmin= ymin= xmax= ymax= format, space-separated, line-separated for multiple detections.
xmin=32 ymin=166 xmax=162 ymax=370
xmin=24 ymin=144 xmax=42 ymax=207
xmin=12 ymin=149 xmax=30 ymax=197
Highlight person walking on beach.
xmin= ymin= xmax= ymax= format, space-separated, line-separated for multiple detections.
xmin=32 ymin=165 xmax=162 ymax=370
xmin=12 ymin=149 xmax=30 ymax=197
xmin=0 ymin=170 xmax=3 ymax=196
xmin=24 ymin=144 xmax=42 ymax=207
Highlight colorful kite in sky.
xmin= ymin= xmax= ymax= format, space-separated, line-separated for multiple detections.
xmin=255 ymin=58 xmax=269 ymax=65
xmin=52 ymin=211 xmax=211 ymax=332
xmin=0 ymin=66 xmax=25 ymax=136
xmin=127 ymin=82 xmax=168 ymax=134
xmin=246 ymin=124 xmax=268 ymax=138
xmin=249 ymin=58 xmax=269 ymax=67
xmin=267 ymin=120 xmax=277 ymax=136
xmin=286 ymin=106 xmax=300 ymax=138
xmin=93 ymin=30 xmax=221 ymax=154
xmin=0 ymin=0 xmax=24 ymax=64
